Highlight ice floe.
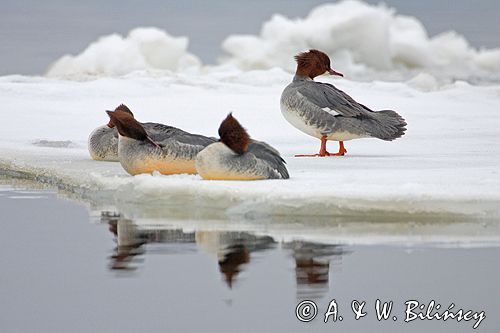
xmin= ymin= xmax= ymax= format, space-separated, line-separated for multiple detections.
xmin=1 ymin=73 xmax=499 ymax=221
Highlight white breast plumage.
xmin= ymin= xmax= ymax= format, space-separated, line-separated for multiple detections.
xmin=280 ymin=103 xmax=324 ymax=139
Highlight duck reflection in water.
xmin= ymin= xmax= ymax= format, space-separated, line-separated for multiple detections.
xmin=103 ymin=212 xmax=275 ymax=286
xmin=218 ymin=244 xmax=250 ymax=288
xmin=285 ymin=241 xmax=347 ymax=299
xmin=196 ymin=231 xmax=276 ymax=288
xmin=105 ymin=213 xmax=146 ymax=271
xmin=102 ymin=212 xmax=348 ymax=294
xmin=103 ymin=212 xmax=196 ymax=271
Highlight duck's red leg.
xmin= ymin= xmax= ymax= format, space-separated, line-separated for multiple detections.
xmin=325 ymin=141 xmax=347 ymax=156
xmin=295 ymin=138 xmax=347 ymax=157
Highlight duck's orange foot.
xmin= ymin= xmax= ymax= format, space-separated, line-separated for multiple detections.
xmin=295 ymin=149 xmax=347 ymax=157
xmin=325 ymin=151 xmax=345 ymax=156
xmin=295 ymin=139 xmax=347 ymax=157
xmin=328 ymin=141 xmax=348 ymax=156
xmin=295 ymin=151 xmax=345 ymax=157
xmin=295 ymin=153 xmax=324 ymax=157
xmin=325 ymin=147 xmax=347 ymax=156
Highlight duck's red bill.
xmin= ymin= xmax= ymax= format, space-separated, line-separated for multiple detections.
xmin=328 ymin=69 xmax=344 ymax=77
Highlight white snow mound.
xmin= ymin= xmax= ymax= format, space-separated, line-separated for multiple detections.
xmin=46 ymin=27 xmax=201 ymax=78
xmin=43 ymin=1 xmax=500 ymax=83
xmin=221 ymin=0 xmax=500 ymax=82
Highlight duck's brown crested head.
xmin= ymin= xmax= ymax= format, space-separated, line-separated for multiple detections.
xmin=218 ymin=113 xmax=250 ymax=155
xmin=106 ymin=110 xmax=148 ymax=141
xmin=107 ymin=104 xmax=134 ymax=128
xmin=294 ymin=49 xmax=343 ymax=79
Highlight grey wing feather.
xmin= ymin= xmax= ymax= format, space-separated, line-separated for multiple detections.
xmin=170 ymin=132 xmax=217 ymax=147
xmin=143 ymin=122 xmax=188 ymax=138
xmin=143 ymin=122 xmax=215 ymax=147
xmin=298 ymin=82 xmax=374 ymax=118
xmin=248 ymin=141 xmax=289 ymax=179
xmin=250 ymin=139 xmax=282 ymax=157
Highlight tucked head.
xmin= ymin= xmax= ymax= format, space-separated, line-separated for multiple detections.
xmin=106 ymin=110 xmax=161 ymax=148
xmin=218 ymin=113 xmax=250 ymax=155
xmin=294 ymin=49 xmax=343 ymax=79
xmin=107 ymin=104 xmax=134 ymax=128
xmin=106 ymin=110 xmax=146 ymax=139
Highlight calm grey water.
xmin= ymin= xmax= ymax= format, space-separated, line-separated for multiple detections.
xmin=0 ymin=0 xmax=499 ymax=75
xmin=1 ymin=185 xmax=499 ymax=333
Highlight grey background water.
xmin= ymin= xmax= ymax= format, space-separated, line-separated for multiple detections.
xmin=0 ymin=0 xmax=499 ymax=75
xmin=1 ymin=186 xmax=499 ymax=332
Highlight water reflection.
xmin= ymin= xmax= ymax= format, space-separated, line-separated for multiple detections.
xmin=104 ymin=213 xmax=197 ymax=271
xmin=106 ymin=213 xmax=145 ymax=271
xmin=218 ymin=243 xmax=250 ymax=288
xmin=284 ymin=241 xmax=347 ymax=299
xmin=101 ymin=212 xmax=349 ymax=296
xmin=2 ymin=186 xmax=499 ymax=333
xmin=196 ymin=231 xmax=275 ymax=287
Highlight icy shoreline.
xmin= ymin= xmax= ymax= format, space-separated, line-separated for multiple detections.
xmin=2 ymin=172 xmax=500 ymax=247
xmin=1 ymin=148 xmax=499 ymax=221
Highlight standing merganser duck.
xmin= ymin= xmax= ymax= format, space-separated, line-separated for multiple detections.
xmin=196 ymin=113 xmax=289 ymax=180
xmin=88 ymin=104 xmax=181 ymax=161
xmin=280 ymin=49 xmax=407 ymax=156
xmin=106 ymin=109 xmax=215 ymax=175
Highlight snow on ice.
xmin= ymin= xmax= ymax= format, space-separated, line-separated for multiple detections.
xmin=0 ymin=73 xmax=499 ymax=221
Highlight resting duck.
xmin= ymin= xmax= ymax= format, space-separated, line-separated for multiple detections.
xmin=195 ymin=113 xmax=289 ymax=180
xmin=88 ymin=104 xmax=180 ymax=161
xmin=280 ymin=49 xmax=407 ymax=156
xmin=88 ymin=104 xmax=130 ymax=161
xmin=106 ymin=108 xmax=215 ymax=175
